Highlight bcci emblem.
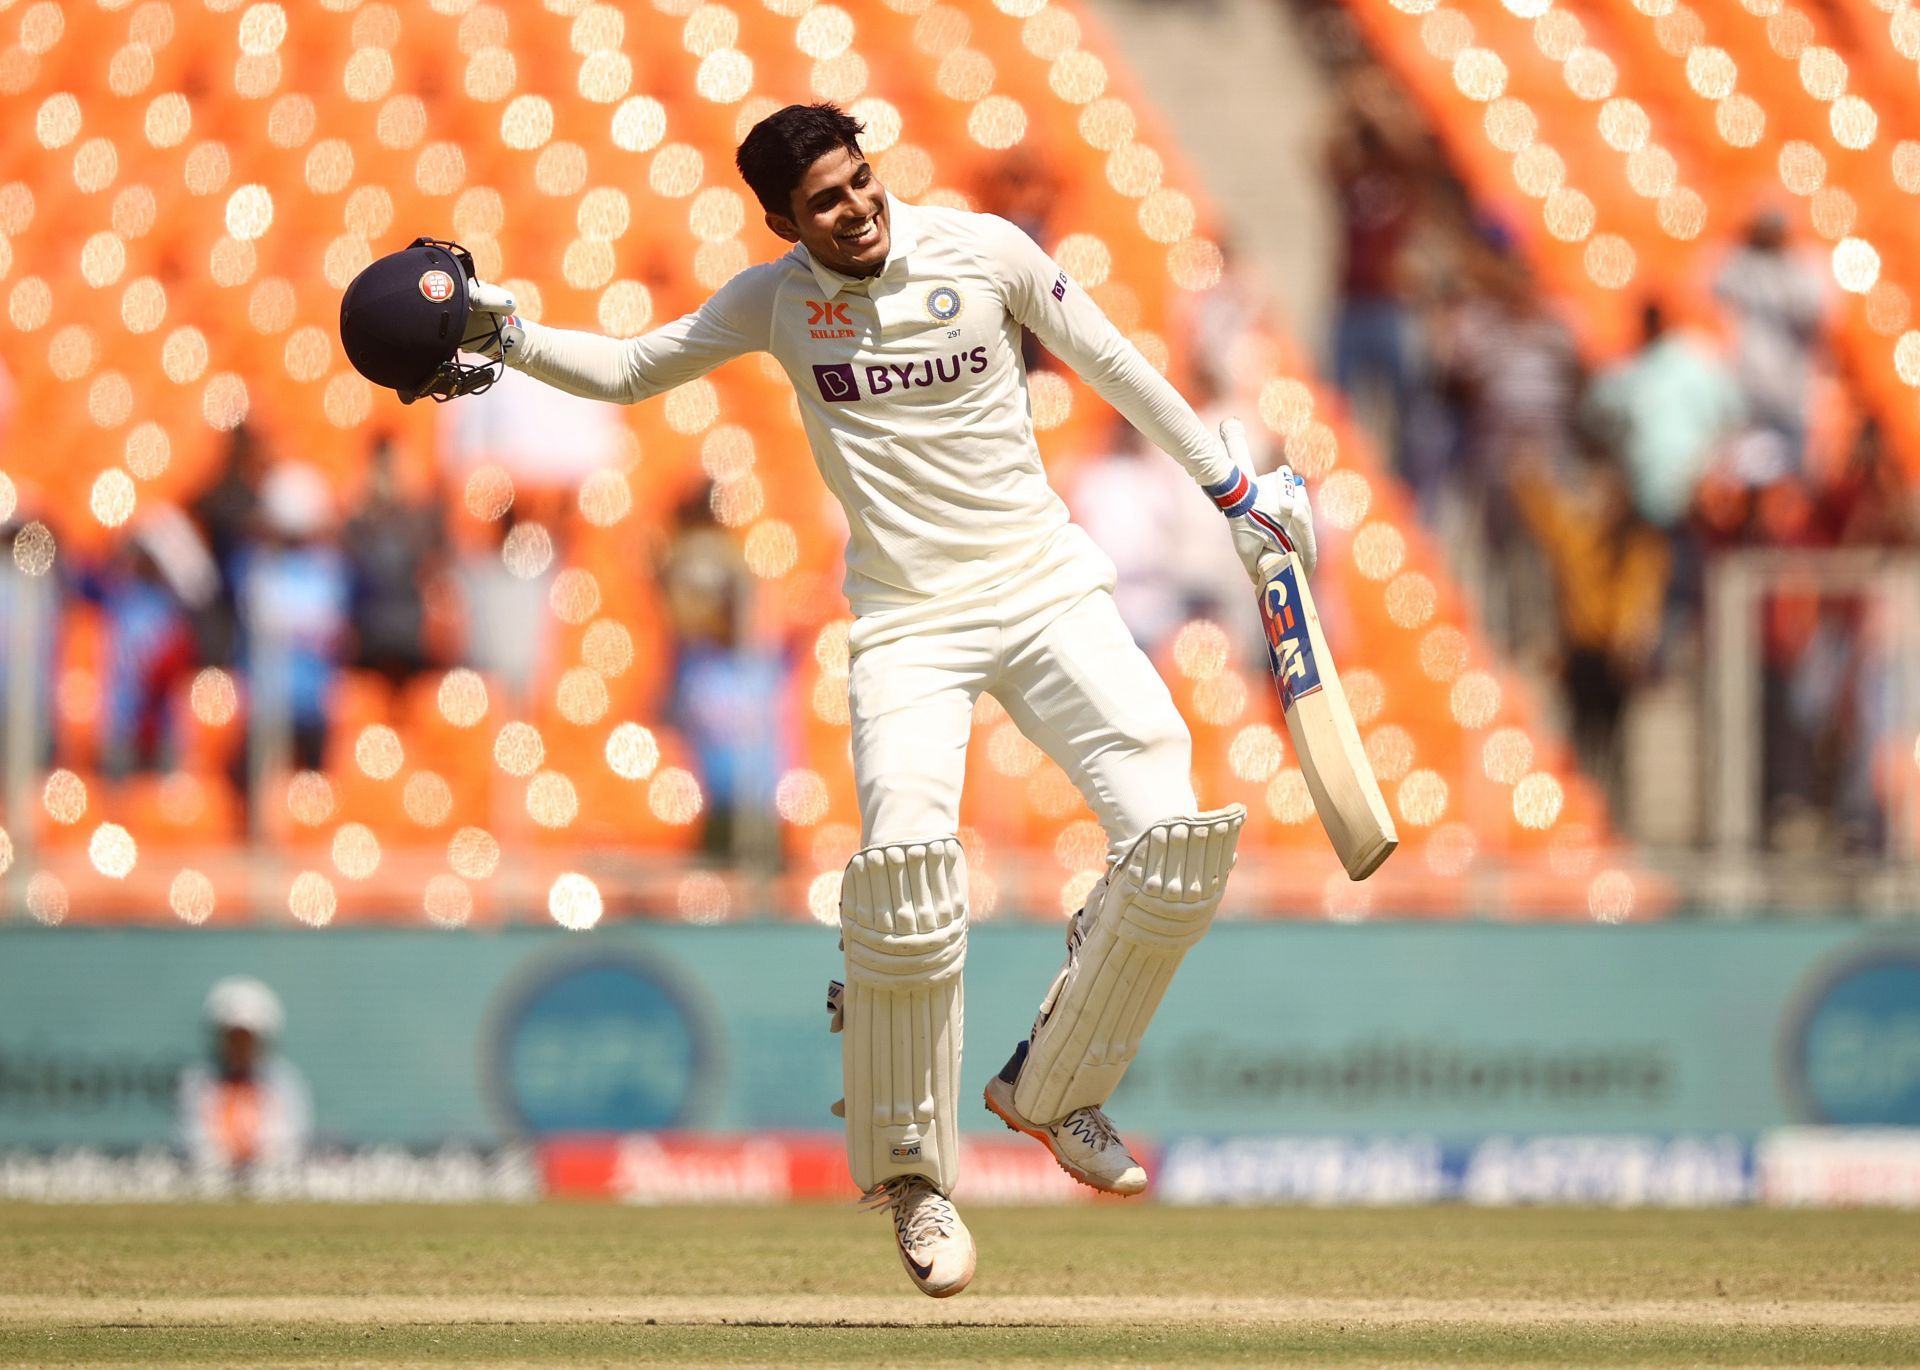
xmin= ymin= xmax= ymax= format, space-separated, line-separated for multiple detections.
xmin=925 ymin=285 xmax=963 ymax=323
xmin=418 ymin=269 xmax=456 ymax=302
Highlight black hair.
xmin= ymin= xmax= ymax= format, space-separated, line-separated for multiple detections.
xmin=735 ymin=103 xmax=866 ymax=216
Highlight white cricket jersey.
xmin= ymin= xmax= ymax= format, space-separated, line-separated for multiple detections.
xmin=507 ymin=197 xmax=1235 ymax=648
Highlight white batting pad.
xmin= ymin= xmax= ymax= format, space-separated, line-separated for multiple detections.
xmin=1012 ymin=807 xmax=1244 ymax=1125
xmin=839 ymin=837 xmax=969 ymax=1195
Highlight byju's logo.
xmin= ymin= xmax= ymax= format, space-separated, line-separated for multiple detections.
xmin=485 ymin=950 xmax=718 ymax=1134
xmin=813 ymin=363 xmax=860 ymax=403
xmin=1782 ymin=945 xmax=1920 ymax=1125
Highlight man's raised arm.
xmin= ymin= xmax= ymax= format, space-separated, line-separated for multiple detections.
xmin=982 ymin=215 xmax=1316 ymax=577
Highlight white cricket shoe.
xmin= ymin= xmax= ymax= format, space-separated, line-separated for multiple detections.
xmin=983 ymin=1041 xmax=1149 ymax=1196
xmin=871 ymin=1175 xmax=976 ymax=1298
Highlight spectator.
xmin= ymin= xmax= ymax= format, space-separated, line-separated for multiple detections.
xmin=454 ymin=506 xmax=555 ymax=713
xmin=343 ymin=435 xmax=446 ymax=689
xmin=1715 ymin=208 xmax=1826 ymax=470
xmin=1585 ymin=301 xmax=1744 ymax=534
xmin=237 ymin=462 xmax=349 ymax=773
xmin=1436 ymin=245 xmax=1584 ymax=649
xmin=1327 ymin=67 xmax=1422 ymax=472
xmin=977 ymin=150 xmax=1063 ymax=374
xmin=1513 ymin=449 xmax=1671 ymax=817
xmin=1823 ymin=418 xmax=1920 ymax=549
xmin=1584 ymin=300 xmax=1744 ymax=645
xmin=177 ymin=977 xmax=312 ymax=1191
xmin=662 ymin=487 xmax=788 ymax=861
xmin=78 ymin=531 xmax=197 ymax=777
xmin=190 ymin=422 xmax=268 ymax=668
xmin=1444 ymin=248 xmax=1584 ymax=484
xmin=1068 ymin=419 xmax=1190 ymax=653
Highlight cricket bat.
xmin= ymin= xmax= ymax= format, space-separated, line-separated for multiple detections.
xmin=1258 ymin=550 xmax=1398 ymax=880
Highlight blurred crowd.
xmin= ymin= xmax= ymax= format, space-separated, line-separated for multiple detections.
xmin=1302 ymin=31 xmax=1916 ymax=852
xmin=3 ymin=424 xmax=453 ymax=791
xmin=0 ymin=403 xmax=792 ymax=861
xmin=7 ymin=23 xmax=1920 ymax=863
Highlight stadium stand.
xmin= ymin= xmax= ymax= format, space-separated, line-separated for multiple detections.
xmin=0 ymin=0 xmax=1637 ymax=928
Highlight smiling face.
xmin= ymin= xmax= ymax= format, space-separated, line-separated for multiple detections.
xmin=765 ymin=145 xmax=890 ymax=278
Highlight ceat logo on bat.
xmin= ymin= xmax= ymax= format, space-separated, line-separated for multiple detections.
xmin=418 ymin=270 xmax=456 ymax=302
xmin=1261 ymin=564 xmax=1323 ymax=709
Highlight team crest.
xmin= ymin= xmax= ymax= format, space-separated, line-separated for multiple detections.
xmin=418 ymin=269 xmax=456 ymax=302
xmin=925 ymin=284 xmax=962 ymax=322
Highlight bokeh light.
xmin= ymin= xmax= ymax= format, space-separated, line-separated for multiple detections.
xmin=332 ymin=823 xmax=382 ymax=880
xmin=1266 ymin=768 xmax=1315 ymax=824
xmin=190 ymin=668 xmax=238 ymax=726
xmin=354 ymin=724 xmax=404 ymax=780
xmin=1513 ymin=772 xmax=1566 ymax=829
xmin=583 ymin=620 xmax=635 ymax=677
xmin=527 ymin=771 xmax=580 ymax=828
xmin=494 ymin=722 xmax=545 ymax=777
xmin=26 ymin=874 xmax=69 ymax=926
xmin=549 ymin=873 xmax=603 ymax=930
xmin=414 ymin=872 xmax=470 ymax=928
xmin=403 ymin=772 xmax=454 ymax=827
xmin=43 ymin=769 xmax=87 ymax=825
xmin=649 ymin=767 xmax=704 ymax=824
xmin=448 ymin=826 xmax=501 ymax=881
xmin=464 ymin=464 xmax=515 ymax=521
xmin=89 ymin=823 xmax=138 ymax=879
xmin=170 ymin=870 xmax=217 ymax=924
xmin=437 ymin=669 xmax=489 ymax=727
xmin=288 ymin=871 xmax=337 ymax=927
xmin=501 ymin=523 xmax=555 ymax=578
xmin=287 ymin=771 xmax=336 ymax=826
xmin=1589 ymin=868 xmax=1635 ymax=923
xmin=605 ymin=722 xmax=661 ymax=781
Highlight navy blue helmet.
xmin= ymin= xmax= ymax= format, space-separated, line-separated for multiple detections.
xmin=338 ymin=238 xmax=501 ymax=404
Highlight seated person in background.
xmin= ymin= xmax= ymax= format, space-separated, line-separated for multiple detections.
xmin=177 ymin=976 xmax=312 ymax=1187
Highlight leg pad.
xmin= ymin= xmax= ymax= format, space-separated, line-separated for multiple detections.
xmin=1012 ymin=807 xmax=1243 ymax=1124
xmin=839 ymin=837 xmax=968 ymax=1194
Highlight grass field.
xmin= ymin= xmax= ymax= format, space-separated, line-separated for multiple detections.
xmin=2 ymin=1203 xmax=1917 ymax=1367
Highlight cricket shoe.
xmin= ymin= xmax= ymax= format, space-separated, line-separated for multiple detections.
xmin=869 ymin=1175 xmax=976 ymax=1298
xmin=983 ymin=1041 xmax=1149 ymax=1196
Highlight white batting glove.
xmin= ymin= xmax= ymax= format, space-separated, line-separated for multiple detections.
xmin=1213 ymin=417 xmax=1316 ymax=583
xmin=460 ymin=278 xmax=523 ymax=361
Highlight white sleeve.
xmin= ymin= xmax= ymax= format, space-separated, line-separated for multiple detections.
xmin=506 ymin=267 xmax=772 ymax=404
xmin=983 ymin=215 xmax=1236 ymax=492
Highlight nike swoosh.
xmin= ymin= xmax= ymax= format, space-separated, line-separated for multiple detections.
xmin=901 ymin=1243 xmax=934 ymax=1281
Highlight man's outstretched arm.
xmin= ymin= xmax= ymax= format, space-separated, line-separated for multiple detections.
xmin=463 ymin=269 xmax=769 ymax=404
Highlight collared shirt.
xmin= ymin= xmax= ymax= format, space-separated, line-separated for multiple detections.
xmin=511 ymin=197 xmax=1232 ymax=644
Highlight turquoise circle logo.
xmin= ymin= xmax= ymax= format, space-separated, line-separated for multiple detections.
xmin=487 ymin=951 xmax=717 ymax=1134
xmin=1782 ymin=947 xmax=1920 ymax=1126
xmin=926 ymin=285 xmax=962 ymax=322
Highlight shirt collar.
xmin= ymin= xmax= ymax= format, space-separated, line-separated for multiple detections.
xmin=799 ymin=194 xmax=920 ymax=297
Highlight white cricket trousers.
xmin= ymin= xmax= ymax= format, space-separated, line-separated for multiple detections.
xmin=850 ymin=588 xmax=1198 ymax=849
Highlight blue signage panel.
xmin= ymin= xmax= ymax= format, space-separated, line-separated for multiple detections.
xmin=1 ymin=923 xmax=1914 ymax=1148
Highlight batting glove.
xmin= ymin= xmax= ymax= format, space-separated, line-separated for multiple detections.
xmin=1212 ymin=417 xmax=1316 ymax=583
xmin=460 ymin=278 xmax=524 ymax=362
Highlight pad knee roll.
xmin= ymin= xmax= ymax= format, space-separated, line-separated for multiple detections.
xmin=839 ymin=837 xmax=968 ymax=1195
xmin=1013 ymin=807 xmax=1244 ymax=1124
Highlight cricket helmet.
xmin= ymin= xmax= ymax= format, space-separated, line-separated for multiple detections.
xmin=338 ymin=237 xmax=501 ymax=404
